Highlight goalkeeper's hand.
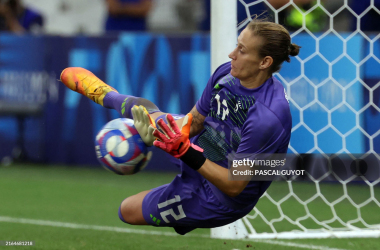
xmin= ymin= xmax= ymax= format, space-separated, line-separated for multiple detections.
xmin=153 ymin=113 xmax=192 ymax=158
xmin=132 ymin=105 xmax=156 ymax=146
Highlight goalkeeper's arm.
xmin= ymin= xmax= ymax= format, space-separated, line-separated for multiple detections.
xmin=149 ymin=105 xmax=205 ymax=138
xmin=153 ymin=113 xmax=249 ymax=197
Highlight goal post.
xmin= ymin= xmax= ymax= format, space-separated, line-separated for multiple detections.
xmin=210 ymin=0 xmax=246 ymax=239
xmin=210 ymin=0 xmax=237 ymax=73
xmin=210 ymin=0 xmax=380 ymax=239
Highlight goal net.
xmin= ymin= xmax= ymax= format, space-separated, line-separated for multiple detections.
xmin=212 ymin=0 xmax=380 ymax=239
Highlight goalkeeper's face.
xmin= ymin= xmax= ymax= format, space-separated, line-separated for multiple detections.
xmin=229 ymin=28 xmax=265 ymax=82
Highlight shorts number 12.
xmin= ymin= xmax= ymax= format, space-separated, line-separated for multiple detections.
xmin=157 ymin=195 xmax=186 ymax=223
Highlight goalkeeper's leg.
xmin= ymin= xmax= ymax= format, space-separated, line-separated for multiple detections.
xmin=60 ymin=67 xmax=187 ymax=146
xmin=103 ymin=91 xmax=163 ymax=119
xmin=118 ymin=190 xmax=151 ymax=225
xmin=60 ymin=67 xmax=165 ymax=119
xmin=119 ymin=172 xmax=253 ymax=235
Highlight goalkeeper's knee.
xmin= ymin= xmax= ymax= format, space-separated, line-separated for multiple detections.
xmin=118 ymin=193 xmax=149 ymax=225
xmin=118 ymin=204 xmax=130 ymax=224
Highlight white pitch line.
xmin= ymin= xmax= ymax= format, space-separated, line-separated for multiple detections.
xmin=0 ymin=216 xmax=346 ymax=250
xmin=243 ymin=239 xmax=347 ymax=250
xmin=0 ymin=216 xmax=206 ymax=237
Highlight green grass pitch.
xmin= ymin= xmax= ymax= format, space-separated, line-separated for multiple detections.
xmin=0 ymin=164 xmax=379 ymax=250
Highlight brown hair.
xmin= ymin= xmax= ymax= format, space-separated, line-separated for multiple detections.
xmin=247 ymin=17 xmax=301 ymax=74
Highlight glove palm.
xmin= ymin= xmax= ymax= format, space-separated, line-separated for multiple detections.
xmin=153 ymin=114 xmax=192 ymax=158
xmin=131 ymin=105 xmax=156 ymax=146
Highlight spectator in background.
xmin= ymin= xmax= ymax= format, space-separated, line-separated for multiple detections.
xmin=105 ymin=0 xmax=153 ymax=32
xmin=175 ymin=0 xmax=205 ymax=32
xmin=199 ymin=0 xmax=326 ymax=32
xmin=0 ymin=0 xmax=43 ymax=34
xmin=198 ymin=0 xmax=267 ymax=31
xmin=268 ymin=0 xmax=380 ymax=33
xmin=350 ymin=0 xmax=380 ymax=32
xmin=266 ymin=0 xmax=327 ymax=32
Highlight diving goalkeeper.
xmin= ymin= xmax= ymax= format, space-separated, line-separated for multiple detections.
xmin=60 ymin=18 xmax=300 ymax=235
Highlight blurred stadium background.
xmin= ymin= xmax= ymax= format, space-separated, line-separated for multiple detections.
xmin=1 ymin=0 xmax=380 ymax=249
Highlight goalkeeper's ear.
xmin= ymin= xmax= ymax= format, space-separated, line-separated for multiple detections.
xmin=259 ymin=56 xmax=273 ymax=70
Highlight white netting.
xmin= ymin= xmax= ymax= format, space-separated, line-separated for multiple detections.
xmin=238 ymin=0 xmax=380 ymax=239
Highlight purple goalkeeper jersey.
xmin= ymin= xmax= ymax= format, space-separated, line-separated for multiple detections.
xmin=193 ymin=61 xmax=292 ymax=209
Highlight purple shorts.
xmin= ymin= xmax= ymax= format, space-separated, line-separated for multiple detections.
xmin=141 ymin=164 xmax=252 ymax=235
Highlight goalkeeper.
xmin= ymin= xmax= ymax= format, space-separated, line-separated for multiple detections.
xmin=60 ymin=18 xmax=300 ymax=235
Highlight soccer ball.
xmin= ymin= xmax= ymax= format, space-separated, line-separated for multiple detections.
xmin=95 ymin=118 xmax=151 ymax=175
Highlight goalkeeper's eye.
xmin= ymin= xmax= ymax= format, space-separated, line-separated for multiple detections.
xmin=236 ymin=44 xmax=244 ymax=54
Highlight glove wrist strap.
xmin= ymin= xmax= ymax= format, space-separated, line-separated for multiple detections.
xmin=180 ymin=144 xmax=206 ymax=170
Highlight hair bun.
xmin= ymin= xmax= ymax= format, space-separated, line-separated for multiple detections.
xmin=289 ymin=43 xmax=301 ymax=57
